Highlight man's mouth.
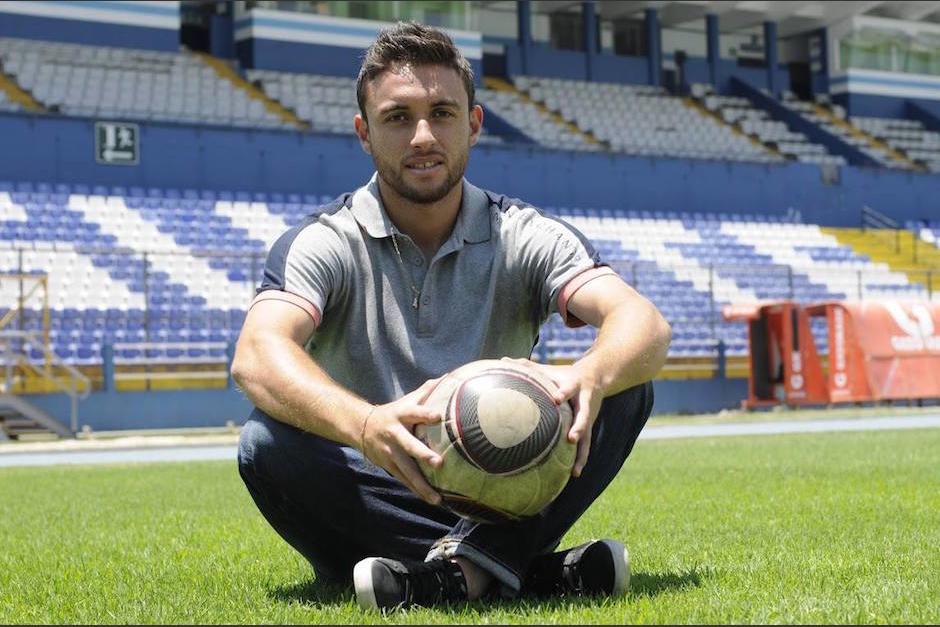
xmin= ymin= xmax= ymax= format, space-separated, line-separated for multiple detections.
xmin=405 ymin=157 xmax=444 ymax=172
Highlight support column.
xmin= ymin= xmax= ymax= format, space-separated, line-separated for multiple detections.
xmin=706 ymin=13 xmax=719 ymax=88
xmin=645 ymin=8 xmax=660 ymax=87
xmin=518 ymin=0 xmax=532 ymax=76
xmin=582 ymin=1 xmax=597 ymax=81
xmin=764 ymin=20 xmax=778 ymax=97
xmin=209 ymin=1 xmax=235 ymax=59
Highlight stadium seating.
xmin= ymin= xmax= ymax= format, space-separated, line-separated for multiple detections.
xmin=477 ymin=81 xmax=601 ymax=152
xmin=0 ymin=88 xmax=21 ymax=113
xmin=1 ymin=180 xmax=932 ymax=368
xmin=246 ymin=68 xmax=356 ymax=133
xmin=0 ymin=36 xmax=287 ymax=129
xmin=850 ymin=115 xmax=940 ymax=173
xmin=516 ymin=76 xmax=778 ymax=162
xmin=0 ymin=32 xmax=935 ymax=175
xmin=690 ymin=83 xmax=834 ymax=165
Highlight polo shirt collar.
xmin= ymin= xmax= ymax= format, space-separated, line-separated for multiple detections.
xmin=350 ymin=172 xmax=491 ymax=246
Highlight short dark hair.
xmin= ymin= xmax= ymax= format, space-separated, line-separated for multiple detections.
xmin=356 ymin=21 xmax=475 ymax=120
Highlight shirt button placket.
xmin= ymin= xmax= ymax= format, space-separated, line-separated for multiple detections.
xmin=416 ymin=266 xmax=433 ymax=336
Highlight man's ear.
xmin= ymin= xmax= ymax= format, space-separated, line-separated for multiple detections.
xmin=354 ymin=113 xmax=371 ymax=155
xmin=469 ymin=104 xmax=483 ymax=147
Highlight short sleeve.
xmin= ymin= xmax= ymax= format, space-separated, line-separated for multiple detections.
xmin=252 ymin=219 xmax=348 ymax=328
xmin=510 ymin=210 xmax=607 ymax=327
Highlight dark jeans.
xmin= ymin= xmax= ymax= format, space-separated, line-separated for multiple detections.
xmin=237 ymin=381 xmax=653 ymax=595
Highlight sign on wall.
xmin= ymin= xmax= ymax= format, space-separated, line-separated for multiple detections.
xmin=95 ymin=121 xmax=139 ymax=166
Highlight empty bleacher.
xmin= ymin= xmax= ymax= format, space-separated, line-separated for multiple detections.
xmin=0 ymin=37 xmax=287 ymax=129
xmin=478 ymin=79 xmax=600 ymax=152
xmin=246 ymin=68 xmax=356 ymax=133
xmin=691 ymin=83 xmax=833 ymax=165
xmin=0 ymin=88 xmax=21 ymax=113
xmin=850 ymin=115 xmax=940 ymax=173
xmin=1 ymin=180 xmax=934 ymax=378
xmin=516 ymin=76 xmax=778 ymax=163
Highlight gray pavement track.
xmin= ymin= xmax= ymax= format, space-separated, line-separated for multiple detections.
xmin=0 ymin=414 xmax=938 ymax=468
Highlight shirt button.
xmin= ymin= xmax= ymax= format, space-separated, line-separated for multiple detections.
xmin=422 ymin=295 xmax=430 ymax=305
xmin=413 ymin=257 xmax=423 ymax=266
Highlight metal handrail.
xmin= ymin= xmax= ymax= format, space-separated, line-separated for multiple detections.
xmin=0 ymin=329 xmax=91 ymax=432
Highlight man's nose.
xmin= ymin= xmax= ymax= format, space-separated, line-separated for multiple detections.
xmin=411 ymin=118 xmax=436 ymax=149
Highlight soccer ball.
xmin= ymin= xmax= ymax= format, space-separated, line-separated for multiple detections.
xmin=414 ymin=359 xmax=576 ymax=523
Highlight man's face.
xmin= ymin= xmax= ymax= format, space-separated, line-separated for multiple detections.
xmin=355 ymin=63 xmax=482 ymax=204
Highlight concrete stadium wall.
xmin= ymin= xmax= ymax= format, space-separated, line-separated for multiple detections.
xmin=233 ymin=8 xmax=483 ymax=85
xmin=0 ymin=1 xmax=181 ymax=52
xmin=24 ymin=377 xmax=749 ymax=432
xmin=833 ymin=92 xmax=940 ymax=119
xmin=2 ymin=112 xmax=938 ymax=226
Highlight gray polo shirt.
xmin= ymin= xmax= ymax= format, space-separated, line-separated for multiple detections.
xmin=251 ymin=173 xmax=614 ymax=404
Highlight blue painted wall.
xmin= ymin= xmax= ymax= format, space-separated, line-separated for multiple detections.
xmin=238 ymin=37 xmax=483 ymax=85
xmin=908 ymin=101 xmax=940 ymax=131
xmin=0 ymin=8 xmax=179 ymax=52
xmin=592 ymin=54 xmax=649 ymax=84
xmin=509 ymin=44 xmax=591 ymax=80
xmin=834 ymin=92 xmax=940 ymax=121
xmin=718 ymin=60 xmax=790 ymax=95
xmin=1 ymin=112 xmax=938 ymax=225
xmin=23 ymin=377 xmax=749 ymax=431
xmin=832 ymin=92 xmax=905 ymax=118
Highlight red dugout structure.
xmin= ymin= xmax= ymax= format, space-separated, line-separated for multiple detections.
xmin=723 ymin=300 xmax=940 ymax=408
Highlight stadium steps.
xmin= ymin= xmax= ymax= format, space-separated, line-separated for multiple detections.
xmin=194 ymin=52 xmax=310 ymax=131
xmin=683 ymin=96 xmax=781 ymax=159
xmin=483 ymin=76 xmax=609 ymax=149
xmin=0 ymin=393 xmax=73 ymax=440
xmin=810 ymin=103 xmax=924 ymax=172
xmin=0 ymin=69 xmax=45 ymax=113
xmin=820 ymin=227 xmax=940 ymax=289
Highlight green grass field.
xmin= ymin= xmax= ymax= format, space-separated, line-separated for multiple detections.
xmin=1 ymin=428 xmax=937 ymax=624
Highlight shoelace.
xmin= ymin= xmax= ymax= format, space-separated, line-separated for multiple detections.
xmin=562 ymin=560 xmax=586 ymax=593
xmin=402 ymin=561 xmax=467 ymax=605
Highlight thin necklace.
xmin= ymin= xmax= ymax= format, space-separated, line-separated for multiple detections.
xmin=390 ymin=231 xmax=421 ymax=309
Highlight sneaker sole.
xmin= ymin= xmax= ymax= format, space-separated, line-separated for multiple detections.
xmin=353 ymin=557 xmax=381 ymax=610
xmin=598 ymin=539 xmax=631 ymax=596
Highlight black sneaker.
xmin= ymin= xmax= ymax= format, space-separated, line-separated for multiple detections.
xmin=522 ymin=539 xmax=630 ymax=598
xmin=353 ymin=557 xmax=468 ymax=610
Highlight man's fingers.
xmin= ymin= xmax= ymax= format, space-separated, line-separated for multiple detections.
xmin=401 ymin=425 xmax=443 ymax=468
xmin=567 ymin=388 xmax=595 ymax=477
xmin=572 ymin=436 xmax=591 ymax=478
xmin=567 ymin=408 xmax=588 ymax=444
xmin=389 ymin=450 xmax=441 ymax=504
xmin=400 ymin=406 xmax=443 ymax=426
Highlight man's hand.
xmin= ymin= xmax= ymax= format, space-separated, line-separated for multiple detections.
xmin=499 ymin=357 xmax=602 ymax=478
xmin=360 ymin=378 xmax=446 ymax=505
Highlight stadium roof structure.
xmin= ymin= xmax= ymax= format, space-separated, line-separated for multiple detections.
xmin=475 ymin=1 xmax=940 ymax=37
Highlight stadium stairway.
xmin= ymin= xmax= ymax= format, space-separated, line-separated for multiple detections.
xmin=194 ymin=52 xmax=310 ymax=131
xmin=820 ymin=227 xmax=940 ymax=290
xmin=483 ymin=76 xmax=607 ymax=149
xmin=810 ymin=103 xmax=924 ymax=172
xmin=0 ymin=67 xmax=45 ymax=113
xmin=0 ymin=394 xmax=73 ymax=439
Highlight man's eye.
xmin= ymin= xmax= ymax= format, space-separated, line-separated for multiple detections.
xmin=386 ymin=113 xmax=407 ymax=122
xmin=433 ymin=109 xmax=455 ymax=118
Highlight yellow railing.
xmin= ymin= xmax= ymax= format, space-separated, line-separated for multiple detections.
xmin=0 ymin=273 xmax=50 ymax=370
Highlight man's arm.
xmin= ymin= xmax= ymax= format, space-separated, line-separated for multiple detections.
xmin=567 ymin=273 xmax=672 ymax=398
xmin=523 ymin=272 xmax=671 ymax=477
xmin=231 ymin=298 xmax=368 ymax=447
xmin=231 ymin=298 xmax=444 ymax=503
